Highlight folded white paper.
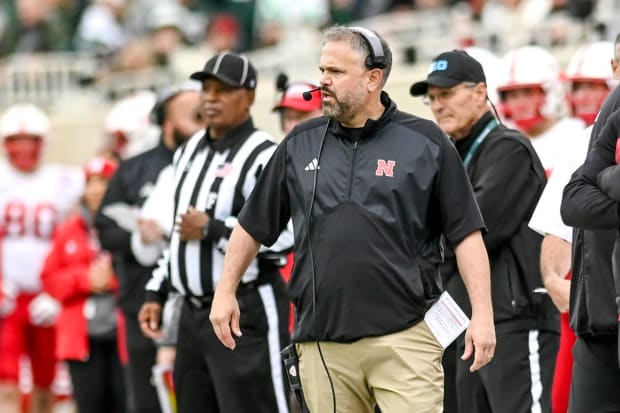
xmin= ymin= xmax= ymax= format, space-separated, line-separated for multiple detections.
xmin=424 ymin=291 xmax=470 ymax=349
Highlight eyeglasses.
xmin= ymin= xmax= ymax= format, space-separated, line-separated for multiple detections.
xmin=422 ymin=83 xmax=476 ymax=106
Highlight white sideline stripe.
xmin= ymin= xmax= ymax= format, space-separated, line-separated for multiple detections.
xmin=529 ymin=329 xmax=542 ymax=413
xmin=258 ymin=284 xmax=288 ymax=413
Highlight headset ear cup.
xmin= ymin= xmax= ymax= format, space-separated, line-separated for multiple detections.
xmin=366 ymin=56 xmax=375 ymax=70
xmin=349 ymin=26 xmax=386 ymax=70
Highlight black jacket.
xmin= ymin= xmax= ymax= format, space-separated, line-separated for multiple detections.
xmin=95 ymin=142 xmax=174 ymax=315
xmin=442 ymin=113 xmax=558 ymax=334
xmin=561 ymin=86 xmax=620 ymax=336
xmin=239 ymin=92 xmax=485 ymax=342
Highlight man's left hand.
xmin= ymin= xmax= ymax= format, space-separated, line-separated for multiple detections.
xmin=461 ymin=313 xmax=496 ymax=372
xmin=177 ymin=206 xmax=209 ymax=241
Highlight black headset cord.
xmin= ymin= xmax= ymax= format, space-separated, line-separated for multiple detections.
xmin=306 ymin=119 xmax=337 ymax=413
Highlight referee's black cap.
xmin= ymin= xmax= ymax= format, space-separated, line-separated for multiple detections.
xmin=410 ymin=50 xmax=486 ymax=96
xmin=190 ymin=51 xmax=257 ymax=90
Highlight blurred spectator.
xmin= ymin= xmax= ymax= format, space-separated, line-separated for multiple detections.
xmin=169 ymin=13 xmax=239 ymax=79
xmin=131 ymin=0 xmax=205 ymax=44
xmin=47 ymin=0 xmax=89 ymax=40
xmin=41 ymin=156 xmax=125 ymax=413
xmin=0 ymin=0 xmax=72 ymax=58
xmin=145 ymin=1 xmax=188 ymax=67
xmin=480 ymin=0 xmax=555 ymax=50
xmin=329 ymin=0 xmax=367 ymax=24
xmin=112 ymin=38 xmax=158 ymax=72
xmin=206 ymin=14 xmax=241 ymax=52
xmin=413 ymin=0 xmax=448 ymax=8
xmin=75 ymin=0 xmax=127 ymax=56
xmin=254 ymin=0 xmax=329 ymax=48
xmin=197 ymin=0 xmax=256 ymax=50
xmin=496 ymin=45 xmax=584 ymax=174
xmin=565 ymin=41 xmax=618 ymax=125
xmin=0 ymin=103 xmax=84 ymax=413
xmin=101 ymin=90 xmax=160 ymax=160
xmin=328 ymin=0 xmax=426 ymax=24
xmin=272 ymin=73 xmax=323 ymax=135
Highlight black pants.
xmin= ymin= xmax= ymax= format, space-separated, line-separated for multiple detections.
xmin=123 ymin=312 xmax=161 ymax=413
xmin=174 ymin=278 xmax=291 ymax=413
xmin=569 ymin=334 xmax=620 ymax=413
xmin=67 ymin=337 xmax=125 ymax=413
xmin=442 ymin=341 xmax=459 ymax=413
xmin=456 ymin=329 xmax=559 ymax=413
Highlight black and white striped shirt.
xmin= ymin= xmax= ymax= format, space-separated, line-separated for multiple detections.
xmin=146 ymin=118 xmax=293 ymax=299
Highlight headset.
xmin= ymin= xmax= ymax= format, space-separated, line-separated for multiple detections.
xmin=349 ymin=26 xmax=386 ymax=70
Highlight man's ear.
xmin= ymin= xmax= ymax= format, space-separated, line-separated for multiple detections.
xmin=475 ymin=83 xmax=488 ymax=104
xmin=367 ymin=68 xmax=383 ymax=93
xmin=246 ymin=89 xmax=256 ymax=106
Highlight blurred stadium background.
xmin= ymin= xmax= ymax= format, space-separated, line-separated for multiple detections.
xmin=1 ymin=0 xmax=619 ymax=167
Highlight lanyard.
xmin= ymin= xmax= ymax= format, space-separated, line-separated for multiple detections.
xmin=463 ymin=119 xmax=499 ymax=167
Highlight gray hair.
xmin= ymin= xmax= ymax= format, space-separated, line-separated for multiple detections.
xmin=322 ymin=25 xmax=392 ymax=87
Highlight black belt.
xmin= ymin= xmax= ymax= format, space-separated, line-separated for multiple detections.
xmin=185 ymin=271 xmax=279 ymax=310
xmin=186 ymin=295 xmax=213 ymax=310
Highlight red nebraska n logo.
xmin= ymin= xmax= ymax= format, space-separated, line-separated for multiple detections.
xmin=375 ymin=159 xmax=396 ymax=177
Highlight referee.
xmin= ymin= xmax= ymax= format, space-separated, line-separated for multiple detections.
xmin=138 ymin=51 xmax=293 ymax=413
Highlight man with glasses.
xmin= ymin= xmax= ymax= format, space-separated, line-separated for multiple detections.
xmin=411 ymin=50 xmax=559 ymax=413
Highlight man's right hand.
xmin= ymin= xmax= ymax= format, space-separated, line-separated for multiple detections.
xmin=138 ymin=302 xmax=163 ymax=339
xmin=209 ymin=290 xmax=242 ymax=350
xmin=545 ymin=276 xmax=570 ymax=313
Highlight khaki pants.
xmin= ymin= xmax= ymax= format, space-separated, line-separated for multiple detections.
xmin=296 ymin=320 xmax=444 ymax=413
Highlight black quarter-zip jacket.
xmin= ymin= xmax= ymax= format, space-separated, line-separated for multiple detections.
xmin=442 ymin=112 xmax=559 ymax=334
xmin=239 ymin=93 xmax=485 ymax=342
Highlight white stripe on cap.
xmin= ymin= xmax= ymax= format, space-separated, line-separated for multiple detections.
xmin=239 ymin=55 xmax=249 ymax=86
xmin=213 ymin=52 xmax=228 ymax=75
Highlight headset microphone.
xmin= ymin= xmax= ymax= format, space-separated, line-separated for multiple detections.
xmin=302 ymin=87 xmax=321 ymax=101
